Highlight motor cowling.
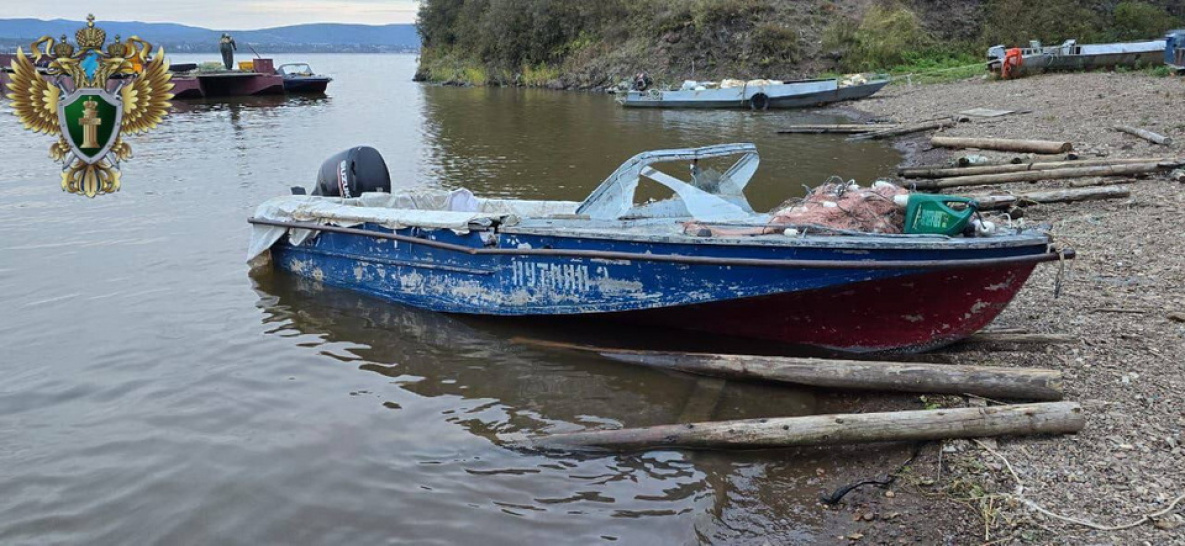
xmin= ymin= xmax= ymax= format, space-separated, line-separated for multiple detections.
xmin=312 ymin=146 xmax=391 ymax=197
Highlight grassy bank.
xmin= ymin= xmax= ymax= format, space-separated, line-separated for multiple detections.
xmin=415 ymin=0 xmax=1182 ymax=89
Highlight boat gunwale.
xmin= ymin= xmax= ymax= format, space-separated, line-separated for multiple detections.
xmin=498 ymin=222 xmax=1048 ymax=250
xmin=249 ymin=217 xmax=1072 ymax=270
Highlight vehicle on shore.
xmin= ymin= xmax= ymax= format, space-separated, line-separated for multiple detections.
xmin=247 ymin=144 xmax=1069 ymax=354
xmin=618 ymin=75 xmax=890 ymax=110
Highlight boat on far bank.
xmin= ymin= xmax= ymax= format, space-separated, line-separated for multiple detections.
xmin=1 ymin=52 xmax=332 ymax=100
xmin=618 ymin=74 xmax=890 ymax=110
xmin=988 ymin=38 xmax=1167 ymax=79
xmin=277 ymin=63 xmax=333 ymax=94
xmin=1166 ymin=29 xmax=1185 ymax=73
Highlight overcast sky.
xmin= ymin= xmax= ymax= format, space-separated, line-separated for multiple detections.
xmin=10 ymin=0 xmax=420 ymax=29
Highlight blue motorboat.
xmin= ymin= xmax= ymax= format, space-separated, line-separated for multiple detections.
xmin=247 ymin=144 xmax=1070 ymax=353
xmin=277 ymin=63 xmax=332 ymax=94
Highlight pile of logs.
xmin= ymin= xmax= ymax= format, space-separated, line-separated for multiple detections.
xmin=778 ymin=115 xmax=1177 ymax=210
xmin=888 ymin=135 xmax=1182 ymax=207
xmin=510 ymin=334 xmax=1086 ymax=452
xmin=906 ymin=159 xmax=1182 ymax=190
xmin=776 ymin=115 xmax=968 ymax=141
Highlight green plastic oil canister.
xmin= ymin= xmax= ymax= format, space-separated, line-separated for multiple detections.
xmin=902 ymin=194 xmax=978 ymax=235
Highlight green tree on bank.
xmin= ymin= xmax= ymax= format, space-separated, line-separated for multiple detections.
xmin=416 ymin=0 xmax=1182 ymax=87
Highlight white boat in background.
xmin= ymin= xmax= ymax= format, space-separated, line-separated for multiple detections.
xmin=618 ymin=74 xmax=890 ymax=110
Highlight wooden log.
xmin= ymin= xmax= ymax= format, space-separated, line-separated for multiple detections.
xmin=598 ymin=351 xmax=1064 ymax=400
xmin=899 ymin=158 xmax=1171 ymax=179
xmin=847 ymin=119 xmax=956 ymax=141
xmin=1068 ymin=178 xmax=1131 ymax=188
xmin=957 ymin=156 xmax=1028 ymax=167
xmin=1092 ymin=307 xmax=1149 ymax=314
xmin=777 ymin=124 xmax=898 ymax=134
xmin=964 ymin=333 xmax=1076 ymax=345
xmin=931 ymin=137 xmax=1074 ymax=155
xmin=519 ymin=402 xmax=1085 ymax=451
xmin=907 ymin=157 xmax=1026 ymax=171
xmin=981 ymin=327 xmax=1030 ymax=334
xmin=1115 ymin=125 xmax=1174 ymax=146
xmin=968 ymin=185 xmax=1131 ymax=210
xmin=910 ymin=161 xmax=1181 ymax=190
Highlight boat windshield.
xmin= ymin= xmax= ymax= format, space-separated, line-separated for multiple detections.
xmin=576 ymin=143 xmax=760 ymax=222
xmin=279 ymin=63 xmax=314 ymax=76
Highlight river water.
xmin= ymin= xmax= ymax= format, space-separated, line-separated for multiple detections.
xmin=0 ymin=54 xmax=901 ymax=544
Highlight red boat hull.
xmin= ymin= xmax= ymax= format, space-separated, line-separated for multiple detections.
xmin=613 ymin=265 xmax=1038 ymax=353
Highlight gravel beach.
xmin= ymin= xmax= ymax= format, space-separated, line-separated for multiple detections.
xmin=830 ymin=72 xmax=1185 ymax=544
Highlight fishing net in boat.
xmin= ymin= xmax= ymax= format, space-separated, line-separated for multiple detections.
xmin=771 ymin=179 xmax=909 ymax=234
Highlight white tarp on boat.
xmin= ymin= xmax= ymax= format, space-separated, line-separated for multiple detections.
xmin=247 ymin=190 xmax=579 ymax=260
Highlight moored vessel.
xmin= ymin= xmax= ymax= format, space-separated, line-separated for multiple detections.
xmin=619 ymin=75 xmax=889 ymax=109
xmin=248 ymin=144 xmax=1070 ymax=353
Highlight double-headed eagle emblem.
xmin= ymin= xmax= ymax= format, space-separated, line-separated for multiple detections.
xmin=5 ymin=15 xmax=173 ymax=197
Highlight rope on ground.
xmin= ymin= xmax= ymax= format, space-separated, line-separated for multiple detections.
xmin=819 ymin=442 xmax=924 ymax=505
xmin=973 ymin=439 xmax=1185 ymax=531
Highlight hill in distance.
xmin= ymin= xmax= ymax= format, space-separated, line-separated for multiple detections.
xmin=0 ymin=18 xmax=419 ymax=53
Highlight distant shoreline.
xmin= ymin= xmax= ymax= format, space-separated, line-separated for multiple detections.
xmin=0 ymin=41 xmax=419 ymax=54
xmin=0 ymin=18 xmax=419 ymax=54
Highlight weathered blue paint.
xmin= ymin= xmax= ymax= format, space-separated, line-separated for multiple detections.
xmin=269 ymin=223 xmax=1051 ymax=316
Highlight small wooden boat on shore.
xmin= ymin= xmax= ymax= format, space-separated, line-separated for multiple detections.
xmin=988 ymin=38 xmax=1167 ymax=78
xmin=618 ymin=75 xmax=889 ymax=110
xmin=247 ymin=144 xmax=1070 ymax=353
xmin=277 ymin=63 xmax=332 ymax=94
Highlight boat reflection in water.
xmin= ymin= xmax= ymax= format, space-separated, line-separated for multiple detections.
xmin=169 ymin=93 xmax=330 ymax=115
xmin=249 ymin=271 xmax=893 ymax=543
xmin=251 ymin=271 xmax=818 ymax=433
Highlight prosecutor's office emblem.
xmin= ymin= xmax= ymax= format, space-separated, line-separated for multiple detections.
xmin=5 ymin=14 xmax=173 ymax=197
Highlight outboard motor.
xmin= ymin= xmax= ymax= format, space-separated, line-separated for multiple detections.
xmin=312 ymin=146 xmax=391 ymax=197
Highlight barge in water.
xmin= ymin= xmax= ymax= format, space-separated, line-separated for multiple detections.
xmin=0 ymin=53 xmax=285 ymax=98
xmin=169 ymin=58 xmax=284 ymax=98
